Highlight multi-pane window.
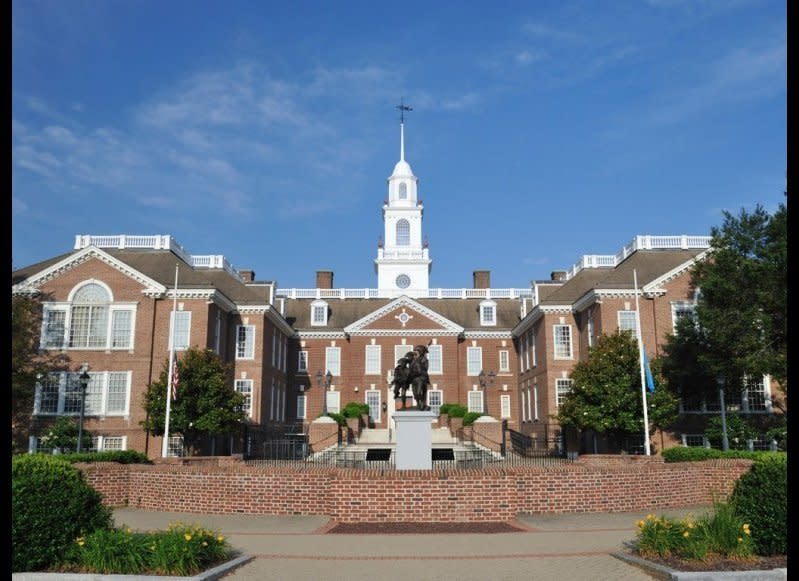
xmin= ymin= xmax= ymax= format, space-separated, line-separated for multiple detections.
xmin=326 ymin=391 xmax=341 ymax=414
xmin=618 ymin=310 xmax=638 ymax=335
xmin=236 ymin=325 xmax=255 ymax=359
xmin=555 ymin=378 xmax=574 ymax=407
xmin=468 ymin=390 xmax=483 ymax=413
xmin=427 ymin=389 xmax=443 ymax=416
xmin=553 ymin=325 xmax=573 ymax=359
xmin=69 ymin=283 xmax=110 ymax=348
xmin=499 ymin=350 xmax=509 ymax=372
xmin=365 ymin=345 xmax=381 ymax=375
xmin=743 ymin=375 xmax=768 ymax=412
xmin=466 ymin=347 xmax=482 ymax=376
xmin=298 ymin=351 xmax=308 ymax=373
xmin=169 ymin=311 xmax=191 ymax=351
xmin=235 ymin=379 xmax=253 ymax=416
xmin=480 ymin=301 xmax=496 ymax=326
xmin=42 ymin=309 xmax=67 ymax=348
xmin=500 ymin=394 xmax=511 ymax=419
xmin=681 ymin=434 xmax=708 ymax=448
xmin=366 ymin=390 xmax=381 ymax=422
xmin=428 ymin=345 xmax=442 ymax=374
xmin=521 ymin=389 xmax=527 ymax=422
xmin=296 ymin=394 xmax=307 ymax=419
xmin=35 ymin=371 xmax=131 ymax=416
xmin=167 ymin=435 xmax=184 ymax=457
xmin=311 ymin=301 xmax=328 ymax=326
xmin=101 ymin=436 xmax=125 ymax=451
xmin=531 ymin=331 xmax=537 ymax=367
xmin=523 ymin=334 xmax=530 ymax=370
xmin=326 ymin=346 xmax=341 ymax=376
xmin=587 ymin=309 xmax=595 ymax=348
xmin=110 ymin=310 xmax=132 ymax=349
xmin=679 ymin=375 xmax=770 ymax=414
xmin=531 ymin=385 xmax=537 ymax=420
xmin=395 ymin=345 xmax=412 ymax=362
xmin=398 ymin=182 xmax=407 ymax=199
xmin=396 ymin=219 xmax=410 ymax=246
xmin=671 ymin=302 xmax=696 ymax=334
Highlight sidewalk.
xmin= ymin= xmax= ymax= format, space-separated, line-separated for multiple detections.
xmin=106 ymin=506 xmax=711 ymax=580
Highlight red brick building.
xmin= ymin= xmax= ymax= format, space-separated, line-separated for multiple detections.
xmin=11 ymin=122 xmax=781 ymax=457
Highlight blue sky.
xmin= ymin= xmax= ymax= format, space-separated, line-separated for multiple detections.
xmin=12 ymin=0 xmax=786 ymax=289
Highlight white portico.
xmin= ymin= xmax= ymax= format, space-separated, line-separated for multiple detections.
xmin=375 ymin=109 xmax=432 ymax=298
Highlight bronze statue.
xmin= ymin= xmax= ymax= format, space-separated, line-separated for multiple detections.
xmin=392 ymin=352 xmax=414 ymax=409
xmin=408 ymin=344 xmax=430 ymax=411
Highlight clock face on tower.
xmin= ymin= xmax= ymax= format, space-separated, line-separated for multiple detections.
xmin=396 ymin=274 xmax=411 ymax=289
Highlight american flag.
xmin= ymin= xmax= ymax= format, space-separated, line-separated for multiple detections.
xmin=171 ymin=359 xmax=180 ymax=400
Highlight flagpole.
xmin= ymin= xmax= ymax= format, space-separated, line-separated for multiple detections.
xmin=162 ymin=264 xmax=179 ymax=458
xmin=633 ymin=269 xmax=652 ymax=456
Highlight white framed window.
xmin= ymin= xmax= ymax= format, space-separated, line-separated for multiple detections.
xmin=618 ymin=310 xmax=638 ymax=335
xmin=521 ymin=389 xmax=527 ymax=422
xmin=531 ymin=385 xmax=537 ymax=421
xmin=169 ymin=311 xmax=191 ymax=351
xmin=679 ymin=375 xmax=771 ymax=414
xmin=298 ymin=351 xmax=308 ymax=373
xmin=214 ymin=311 xmax=222 ymax=354
xmin=326 ymin=391 xmax=341 ymax=414
xmin=40 ymin=294 xmax=136 ymax=351
xmin=311 ymin=300 xmax=328 ymax=326
xmin=270 ymin=379 xmax=275 ymax=420
xmin=556 ymin=378 xmax=573 ymax=407
xmin=523 ymin=334 xmax=530 ymax=370
xmin=396 ymin=219 xmax=410 ymax=246
xmin=366 ymin=389 xmax=381 ymax=423
xmin=167 ymin=435 xmax=184 ymax=457
xmin=236 ymin=325 xmax=255 ymax=359
xmin=428 ymin=344 xmax=443 ymax=374
xmin=100 ymin=436 xmax=126 ymax=451
xmin=398 ymin=182 xmax=408 ymax=199
xmin=500 ymin=394 xmax=511 ymax=419
xmin=480 ymin=300 xmax=496 ymax=326
xmin=681 ymin=434 xmax=709 ymax=448
xmin=468 ymin=390 xmax=483 ymax=413
xmin=326 ymin=347 xmax=341 ymax=376
xmin=531 ymin=331 xmax=537 ymax=367
xmin=282 ymin=337 xmax=288 ymax=372
xmin=466 ymin=346 xmax=482 ymax=376
xmin=671 ymin=301 xmax=696 ymax=334
xmin=743 ymin=375 xmax=769 ymax=413
xmin=499 ymin=350 xmax=509 ymax=372
xmin=235 ymin=379 xmax=253 ymax=417
xmin=296 ymin=394 xmax=307 ymax=419
xmin=271 ymin=331 xmax=277 ymax=367
xmin=42 ymin=307 xmax=67 ymax=349
xmin=553 ymin=325 xmax=573 ymax=359
xmin=365 ymin=345 xmax=381 ymax=375
xmin=68 ymin=283 xmax=110 ymax=348
xmin=395 ymin=345 xmax=412 ymax=362
xmin=110 ymin=310 xmax=133 ymax=349
xmin=587 ymin=309 xmax=595 ymax=348
xmin=518 ymin=338 xmax=524 ymax=373
xmin=427 ymin=389 xmax=443 ymax=416
xmin=34 ymin=371 xmax=131 ymax=416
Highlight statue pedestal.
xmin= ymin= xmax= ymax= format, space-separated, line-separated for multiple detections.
xmin=394 ymin=410 xmax=436 ymax=470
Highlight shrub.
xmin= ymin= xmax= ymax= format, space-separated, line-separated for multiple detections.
xmin=56 ymin=451 xmax=152 ymax=464
xmin=326 ymin=412 xmax=347 ymax=426
xmin=447 ymin=404 xmax=467 ymax=418
xmin=12 ymin=455 xmax=112 ymax=572
xmin=661 ymin=447 xmax=778 ymax=463
xmin=439 ymin=403 xmax=452 ymax=416
xmin=462 ymin=412 xmax=483 ymax=426
xmin=342 ymin=402 xmax=364 ymax=419
xmin=37 ymin=416 xmax=93 ymax=453
xmin=704 ymin=413 xmax=757 ymax=450
xmin=730 ymin=454 xmax=787 ymax=555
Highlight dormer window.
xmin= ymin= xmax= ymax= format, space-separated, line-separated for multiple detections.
xmin=480 ymin=300 xmax=497 ymax=326
xmin=311 ymin=300 xmax=328 ymax=326
xmin=399 ymin=182 xmax=408 ymax=199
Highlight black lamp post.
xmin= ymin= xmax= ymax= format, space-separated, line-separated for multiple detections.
xmin=316 ymin=369 xmax=333 ymax=415
xmin=478 ymin=369 xmax=496 ymax=415
xmin=717 ymin=375 xmax=730 ymax=451
xmin=77 ymin=364 xmax=91 ymax=453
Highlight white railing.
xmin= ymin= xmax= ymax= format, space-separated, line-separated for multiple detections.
xmin=275 ymin=287 xmax=534 ymax=300
xmin=565 ymin=235 xmax=711 ymax=280
xmin=73 ymin=234 xmax=243 ymax=281
xmin=376 ymin=249 xmax=430 ymax=260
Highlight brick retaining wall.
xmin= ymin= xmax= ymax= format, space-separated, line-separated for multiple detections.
xmin=80 ymin=459 xmax=752 ymax=523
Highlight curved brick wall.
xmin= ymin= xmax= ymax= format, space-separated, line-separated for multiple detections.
xmin=79 ymin=459 xmax=752 ymax=523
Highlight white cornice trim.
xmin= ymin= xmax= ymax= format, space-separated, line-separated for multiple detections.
xmin=463 ymin=331 xmax=514 ymax=339
xmin=295 ymin=331 xmax=348 ymax=340
xmin=233 ymin=304 xmax=295 ymax=336
xmin=345 ymin=329 xmax=462 ymax=337
xmin=343 ymin=295 xmax=465 ymax=334
xmin=512 ymin=306 xmax=544 ymax=336
xmin=572 ymin=290 xmax=600 ymax=313
xmin=12 ymin=246 xmax=166 ymax=296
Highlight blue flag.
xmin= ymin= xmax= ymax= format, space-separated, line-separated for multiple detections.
xmin=643 ymin=350 xmax=656 ymax=392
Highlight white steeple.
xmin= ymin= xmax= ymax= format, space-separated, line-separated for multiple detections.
xmin=375 ymin=104 xmax=432 ymax=297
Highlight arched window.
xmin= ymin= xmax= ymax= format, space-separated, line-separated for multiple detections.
xmin=396 ymin=219 xmax=410 ymax=246
xmin=398 ymin=182 xmax=407 ymax=199
xmin=70 ymin=283 xmax=111 ymax=348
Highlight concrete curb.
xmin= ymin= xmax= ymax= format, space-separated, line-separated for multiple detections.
xmin=12 ymin=554 xmax=254 ymax=581
xmin=611 ymin=551 xmax=787 ymax=581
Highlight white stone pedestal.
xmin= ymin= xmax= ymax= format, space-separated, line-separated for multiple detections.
xmin=394 ymin=410 xmax=436 ymax=470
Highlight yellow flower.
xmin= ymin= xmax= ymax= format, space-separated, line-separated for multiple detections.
xmin=637 ymin=520 xmax=645 ymax=528
xmin=683 ymin=531 xmax=690 ymax=537
xmin=184 ymin=534 xmax=192 ymax=541
xmin=744 ymin=529 xmax=751 ymax=535
xmin=687 ymin=522 xmax=695 ymax=529
xmin=217 ymin=535 xmax=225 ymax=542
xmin=646 ymin=514 xmax=654 ymax=520
xmin=126 ymin=528 xmax=132 ymax=534
xmin=76 ymin=538 xmax=85 ymax=547
xmin=202 ymin=541 xmax=208 ymax=547
xmin=738 ymin=537 xmax=743 ymax=543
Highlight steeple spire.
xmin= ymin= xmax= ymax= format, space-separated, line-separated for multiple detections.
xmin=396 ymin=98 xmax=412 ymax=162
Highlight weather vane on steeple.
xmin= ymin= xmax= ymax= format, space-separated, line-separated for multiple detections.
xmin=396 ymin=97 xmax=412 ymax=124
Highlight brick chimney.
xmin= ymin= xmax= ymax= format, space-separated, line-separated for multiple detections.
xmin=239 ymin=269 xmax=255 ymax=283
xmin=316 ymin=270 xmax=334 ymax=289
xmin=473 ymin=270 xmax=491 ymax=289
xmin=551 ymin=270 xmax=567 ymax=281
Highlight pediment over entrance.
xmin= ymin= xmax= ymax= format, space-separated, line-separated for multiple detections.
xmin=343 ymin=295 xmax=464 ymax=336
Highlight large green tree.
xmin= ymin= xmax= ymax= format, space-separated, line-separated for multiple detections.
xmin=141 ymin=347 xmax=246 ymax=455
xmin=556 ymin=331 xmax=678 ymax=449
xmin=687 ymin=203 xmax=787 ymax=392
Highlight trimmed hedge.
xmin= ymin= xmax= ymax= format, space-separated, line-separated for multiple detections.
xmin=661 ymin=447 xmax=781 ymax=463
xmin=439 ymin=403 xmax=452 ymax=416
xmin=462 ymin=412 xmax=483 ymax=426
xmin=53 ymin=451 xmax=152 ymax=464
xmin=12 ymin=455 xmax=112 ymax=572
xmin=730 ymin=454 xmax=787 ymax=555
xmin=447 ymin=404 xmax=467 ymax=418
xmin=326 ymin=412 xmax=347 ymax=426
